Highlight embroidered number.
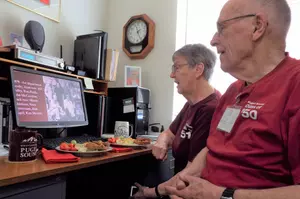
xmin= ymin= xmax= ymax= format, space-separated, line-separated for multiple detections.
xmin=180 ymin=131 xmax=191 ymax=139
xmin=180 ymin=123 xmax=193 ymax=139
xmin=241 ymin=109 xmax=257 ymax=120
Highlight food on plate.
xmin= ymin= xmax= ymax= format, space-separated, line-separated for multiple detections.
xmin=71 ymin=140 xmax=77 ymax=144
xmin=134 ymin=138 xmax=151 ymax=145
xmin=59 ymin=142 xmax=78 ymax=151
xmin=108 ymin=137 xmax=134 ymax=145
xmin=108 ymin=137 xmax=152 ymax=145
xmin=75 ymin=144 xmax=87 ymax=152
xmin=108 ymin=137 xmax=118 ymax=143
xmin=59 ymin=140 xmax=109 ymax=152
xmin=85 ymin=140 xmax=108 ymax=151
xmin=116 ymin=137 xmax=135 ymax=145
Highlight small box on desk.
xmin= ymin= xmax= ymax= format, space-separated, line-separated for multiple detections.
xmin=105 ymin=49 xmax=119 ymax=81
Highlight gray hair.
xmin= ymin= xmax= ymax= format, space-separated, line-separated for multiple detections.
xmin=172 ymin=44 xmax=216 ymax=81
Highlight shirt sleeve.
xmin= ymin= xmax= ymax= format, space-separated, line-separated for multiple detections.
xmin=283 ymin=73 xmax=300 ymax=184
xmin=169 ymin=103 xmax=188 ymax=135
xmin=188 ymin=104 xmax=216 ymax=162
xmin=286 ymin=108 xmax=300 ymax=184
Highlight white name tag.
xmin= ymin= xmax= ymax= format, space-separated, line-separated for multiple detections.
xmin=217 ymin=107 xmax=241 ymax=133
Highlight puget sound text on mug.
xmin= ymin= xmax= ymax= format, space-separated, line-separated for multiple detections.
xmin=20 ymin=143 xmax=38 ymax=158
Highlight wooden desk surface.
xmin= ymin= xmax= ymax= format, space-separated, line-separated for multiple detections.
xmin=0 ymin=149 xmax=151 ymax=187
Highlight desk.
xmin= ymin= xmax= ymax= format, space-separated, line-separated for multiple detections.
xmin=0 ymin=149 xmax=151 ymax=187
xmin=0 ymin=149 xmax=153 ymax=199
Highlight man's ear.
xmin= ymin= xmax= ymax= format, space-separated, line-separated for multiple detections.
xmin=252 ymin=13 xmax=268 ymax=41
xmin=195 ymin=63 xmax=204 ymax=78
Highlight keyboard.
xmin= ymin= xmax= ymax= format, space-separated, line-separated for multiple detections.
xmin=43 ymin=135 xmax=103 ymax=149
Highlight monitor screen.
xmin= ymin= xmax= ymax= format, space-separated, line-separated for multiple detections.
xmin=10 ymin=66 xmax=88 ymax=128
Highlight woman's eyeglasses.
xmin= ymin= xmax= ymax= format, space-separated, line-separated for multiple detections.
xmin=171 ymin=63 xmax=189 ymax=73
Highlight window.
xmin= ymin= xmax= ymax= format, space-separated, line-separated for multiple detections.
xmin=173 ymin=0 xmax=300 ymax=119
xmin=286 ymin=0 xmax=300 ymax=58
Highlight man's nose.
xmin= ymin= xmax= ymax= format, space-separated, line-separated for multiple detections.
xmin=170 ymin=71 xmax=175 ymax=78
xmin=210 ymin=32 xmax=219 ymax=47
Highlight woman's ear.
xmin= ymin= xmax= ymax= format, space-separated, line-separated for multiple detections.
xmin=195 ymin=63 xmax=204 ymax=78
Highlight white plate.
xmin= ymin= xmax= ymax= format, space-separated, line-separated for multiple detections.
xmin=109 ymin=143 xmax=148 ymax=148
xmin=55 ymin=146 xmax=113 ymax=157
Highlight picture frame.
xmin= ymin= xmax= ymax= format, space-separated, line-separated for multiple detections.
xmin=6 ymin=0 xmax=61 ymax=23
xmin=124 ymin=65 xmax=142 ymax=87
xmin=10 ymin=33 xmax=23 ymax=46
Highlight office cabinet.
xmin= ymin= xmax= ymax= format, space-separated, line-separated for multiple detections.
xmin=0 ymin=175 xmax=66 ymax=199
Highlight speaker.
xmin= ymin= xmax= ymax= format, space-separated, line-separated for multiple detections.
xmin=24 ymin=20 xmax=45 ymax=52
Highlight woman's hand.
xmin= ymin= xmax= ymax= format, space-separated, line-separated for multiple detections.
xmin=152 ymin=129 xmax=175 ymax=160
xmin=152 ymin=140 xmax=168 ymax=160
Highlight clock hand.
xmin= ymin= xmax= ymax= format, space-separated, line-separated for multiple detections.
xmin=135 ymin=27 xmax=142 ymax=40
xmin=137 ymin=29 xmax=141 ymax=37
xmin=137 ymin=32 xmax=142 ymax=40
xmin=133 ymin=24 xmax=143 ymax=41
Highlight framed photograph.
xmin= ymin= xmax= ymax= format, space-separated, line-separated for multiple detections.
xmin=10 ymin=33 xmax=23 ymax=46
xmin=6 ymin=0 xmax=61 ymax=23
xmin=125 ymin=65 xmax=141 ymax=87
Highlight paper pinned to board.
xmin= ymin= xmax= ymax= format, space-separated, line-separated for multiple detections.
xmin=124 ymin=104 xmax=134 ymax=114
xmin=123 ymin=97 xmax=134 ymax=113
xmin=83 ymin=78 xmax=94 ymax=90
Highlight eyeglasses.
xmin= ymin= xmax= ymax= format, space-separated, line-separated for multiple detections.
xmin=217 ymin=14 xmax=256 ymax=35
xmin=171 ymin=63 xmax=189 ymax=73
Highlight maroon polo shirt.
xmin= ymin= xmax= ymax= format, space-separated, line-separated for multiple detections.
xmin=170 ymin=92 xmax=220 ymax=173
xmin=202 ymin=55 xmax=300 ymax=188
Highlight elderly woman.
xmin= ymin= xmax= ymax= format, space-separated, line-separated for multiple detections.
xmin=133 ymin=43 xmax=220 ymax=199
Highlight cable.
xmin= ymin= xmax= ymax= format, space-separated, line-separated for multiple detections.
xmin=57 ymin=128 xmax=66 ymax=136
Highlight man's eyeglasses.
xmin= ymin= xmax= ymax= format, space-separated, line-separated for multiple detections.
xmin=217 ymin=14 xmax=256 ymax=35
xmin=171 ymin=63 xmax=189 ymax=73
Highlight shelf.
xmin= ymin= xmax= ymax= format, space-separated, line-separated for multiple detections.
xmin=0 ymin=57 xmax=109 ymax=83
xmin=0 ymin=57 xmax=109 ymax=96
xmin=84 ymin=90 xmax=106 ymax=95
xmin=0 ymin=47 xmax=11 ymax=53
xmin=0 ymin=75 xmax=107 ymax=95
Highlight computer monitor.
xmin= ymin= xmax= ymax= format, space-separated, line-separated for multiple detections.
xmin=73 ymin=32 xmax=108 ymax=80
xmin=9 ymin=66 xmax=88 ymax=128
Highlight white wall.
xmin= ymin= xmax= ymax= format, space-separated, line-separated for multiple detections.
xmin=0 ymin=0 xmax=109 ymax=65
xmin=106 ymin=0 xmax=178 ymax=128
xmin=0 ymin=0 xmax=178 ymax=128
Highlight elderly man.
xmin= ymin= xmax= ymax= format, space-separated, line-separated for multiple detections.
xmin=154 ymin=0 xmax=300 ymax=199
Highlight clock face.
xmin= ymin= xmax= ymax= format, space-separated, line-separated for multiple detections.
xmin=123 ymin=14 xmax=155 ymax=59
xmin=126 ymin=20 xmax=148 ymax=44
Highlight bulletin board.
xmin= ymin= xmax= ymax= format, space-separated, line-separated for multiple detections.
xmin=6 ymin=0 xmax=61 ymax=23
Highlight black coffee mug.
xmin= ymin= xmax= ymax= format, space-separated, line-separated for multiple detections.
xmin=8 ymin=129 xmax=43 ymax=162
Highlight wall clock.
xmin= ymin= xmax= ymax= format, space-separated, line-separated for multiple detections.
xmin=123 ymin=14 xmax=155 ymax=59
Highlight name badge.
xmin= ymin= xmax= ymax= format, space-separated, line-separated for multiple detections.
xmin=217 ymin=106 xmax=241 ymax=133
